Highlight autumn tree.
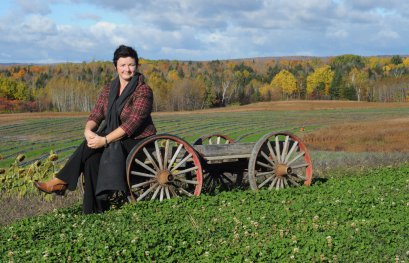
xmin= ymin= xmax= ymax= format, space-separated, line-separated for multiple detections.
xmin=271 ymin=69 xmax=297 ymax=99
xmin=0 ymin=76 xmax=30 ymax=100
xmin=306 ymin=65 xmax=334 ymax=99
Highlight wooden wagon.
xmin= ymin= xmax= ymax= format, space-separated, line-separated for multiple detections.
xmin=125 ymin=131 xmax=312 ymax=202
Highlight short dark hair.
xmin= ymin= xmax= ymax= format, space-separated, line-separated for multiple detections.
xmin=113 ymin=45 xmax=139 ymax=68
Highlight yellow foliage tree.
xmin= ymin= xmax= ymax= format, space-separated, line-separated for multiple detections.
xmin=259 ymin=84 xmax=271 ymax=100
xmin=306 ymin=65 xmax=334 ymax=97
xmin=167 ymin=70 xmax=179 ymax=82
xmin=271 ymin=69 xmax=297 ymax=99
xmin=403 ymin=57 xmax=409 ymax=68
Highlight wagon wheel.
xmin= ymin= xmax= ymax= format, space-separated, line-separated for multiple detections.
xmin=248 ymin=132 xmax=312 ymax=190
xmin=193 ymin=133 xmax=237 ymax=194
xmin=193 ymin=133 xmax=235 ymax=145
xmin=126 ymin=134 xmax=203 ymax=202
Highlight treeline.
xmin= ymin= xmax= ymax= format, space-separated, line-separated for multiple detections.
xmin=0 ymin=54 xmax=408 ymax=112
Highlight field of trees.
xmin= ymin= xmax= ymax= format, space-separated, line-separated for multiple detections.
xmin=1 ymin=54 xmax=409 ymax=113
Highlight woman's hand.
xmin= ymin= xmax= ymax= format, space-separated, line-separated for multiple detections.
xmin=86 ymin=135 xmax=106 ymax=149
xmin=84 ymin=129 xmax=97 ymax=142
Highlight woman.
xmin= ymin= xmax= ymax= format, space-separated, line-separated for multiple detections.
xmin=34 ymin=45 xmax=156 ymax=214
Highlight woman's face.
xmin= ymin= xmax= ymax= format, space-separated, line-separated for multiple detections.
xmin=116 ymin=57 xmax=137 ymax=82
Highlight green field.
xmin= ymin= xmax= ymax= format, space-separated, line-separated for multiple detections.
xmin=1 ymin=165 xmax=408 ymax=262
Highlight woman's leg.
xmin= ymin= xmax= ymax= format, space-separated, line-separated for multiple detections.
xmin=57 ymin=140 xmax=103 ymax=191
xmin=82 ymin=151 xmax=108 ymax=214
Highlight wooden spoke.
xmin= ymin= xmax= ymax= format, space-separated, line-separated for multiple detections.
xmin=280 ymin=177 xmax=285 ymax=188
xmin=137 ymin=183 xmax=159 ymax=201
xmin=154 ymin=140 xmax=163 ymax=170
xmin=175 ymin=178 xmax=199 ymax=185
xmin=287 ymin=151 xmax=305 ymax=166
xmin=173 ymin=166 xmax=198 ymax=177
xmin=258 ymin=175 xmax=275 ymax=188
xmin=167 ymin=144 xmax=184 ymax=170
xmin=225 ymin=140 xmax=230 ymax=144
xmin=220 ymin=173 xmax=234 ymax=184
xmin=216 ymin=136 xmax=221 ymax=144
xmin=169 ymin=185 xmax=178 ymax=197
xmin=131 ymin=179 xmax=155 ymax=189
xmin=287 ymin=175 xmax=300 ymax=186
xmin=170 ymin=153 xmax=193 ymax=172
xmin=267 ymin=141 xmax=278 ymax=163
xmin=291 ymin=163 xmax=309 ymax=169
xmin=281 ymin=136 xmax=290 ymax=162
xmin=151 ymin=185 xmax=162 ymax=200
xmin=256 ymin=171 xmax=275 ymax=177
xmin=143 ymin=147 xmax=160 ymax=171
xmin=260 ymin=150 xmax=275 ymax=166
xmin=134 ymin=158 xmax=157 ymax=174
xmin=268 ymin=176 xmax=279 ymax=190
xmin=178 ymin=187 xmax=193 ymax=197
xmin=294 ymin=173 xmax=306 ymax=180
xmin=159 ymin=186 xmax=165 ymax=201
xmin=283 ymin=177 xmax=289 ymax=188
xmin=275 ymin=136 xmax=282 ymax=163
xmin=165 ymin=186 xmax=171 ymax=199
xmin=163 ymin=139 xmax=170 ymax=169
xmin=284 ymin=141 xmax=299 ymax=163
xmin=130 ymin=171 xmax=155 ymax=178
xmin=209 ymin=138 xmax=213 ymax=145
xmin=276 ymin=178 xmax=282 ymax=190
xmin=256 ymin=160 xmax=274 ymax=169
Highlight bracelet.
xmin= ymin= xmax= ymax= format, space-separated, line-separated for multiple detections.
xmin=104 ymin=136 xmax=109 ymax=148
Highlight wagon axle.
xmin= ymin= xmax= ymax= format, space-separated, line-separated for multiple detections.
xmin=157 ymin=170 xmax=174 ymax=185
xmin=275 ymin=164 xmax=292 ymax=177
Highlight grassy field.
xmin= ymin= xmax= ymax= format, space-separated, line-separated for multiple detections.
xmin=1 ymin=100 xmax=409 ymax=261
xmin=1 ymin=165 xmax=409 ymax=262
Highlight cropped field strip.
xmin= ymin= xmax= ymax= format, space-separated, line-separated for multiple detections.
xmin=1 ymin=107 xmax=408 ymax=167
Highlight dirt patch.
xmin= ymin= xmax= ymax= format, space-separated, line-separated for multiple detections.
xmin=0 ymin=112 xmax=89 ymax=125
xmin=2 ymin=101 xmax=407 ymax=123
xmin=0 ymin=192 xmax=81 ymax=226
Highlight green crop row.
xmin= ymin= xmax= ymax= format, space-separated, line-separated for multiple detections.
xmin=1 ymin=165 xmax=408 ymax=262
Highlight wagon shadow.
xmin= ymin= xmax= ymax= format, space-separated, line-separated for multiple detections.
xmin=311 ymin=177 xmax=328 ymax=185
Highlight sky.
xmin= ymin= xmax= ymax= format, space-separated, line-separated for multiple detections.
xmin=0 ymin=0 xmax=408 ymax=63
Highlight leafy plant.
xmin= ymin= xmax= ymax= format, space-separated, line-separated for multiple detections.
xmin=0 ymin=151 xmax=59 ymax=200
xmin=1 ymin=165 xmax=408 ymax=262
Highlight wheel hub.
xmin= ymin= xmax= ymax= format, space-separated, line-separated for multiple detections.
xmin=275 ymin=164 xmax=292 ymax=177
xmin=157 ymin=170 xmax=173 ymax=185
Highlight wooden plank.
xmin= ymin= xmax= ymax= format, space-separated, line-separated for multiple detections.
xmin=193 ymin=143 xmax=255 ymax=158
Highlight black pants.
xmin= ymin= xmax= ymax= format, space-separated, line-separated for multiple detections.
xmin=56 ymin=138 xmax=141 ymax=214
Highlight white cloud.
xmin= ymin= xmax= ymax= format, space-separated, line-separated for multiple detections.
xmin=16 ymin=0 xmax=52 ymax=15
xmin=1 ymin=0 xmax=409 ymax=63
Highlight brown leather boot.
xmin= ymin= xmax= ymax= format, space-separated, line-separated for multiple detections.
xmin=34 ymin=178 xmax=67 ymax=195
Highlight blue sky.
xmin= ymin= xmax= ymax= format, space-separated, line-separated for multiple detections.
xmin=0 ymin=0 xmax=408 ymax=63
